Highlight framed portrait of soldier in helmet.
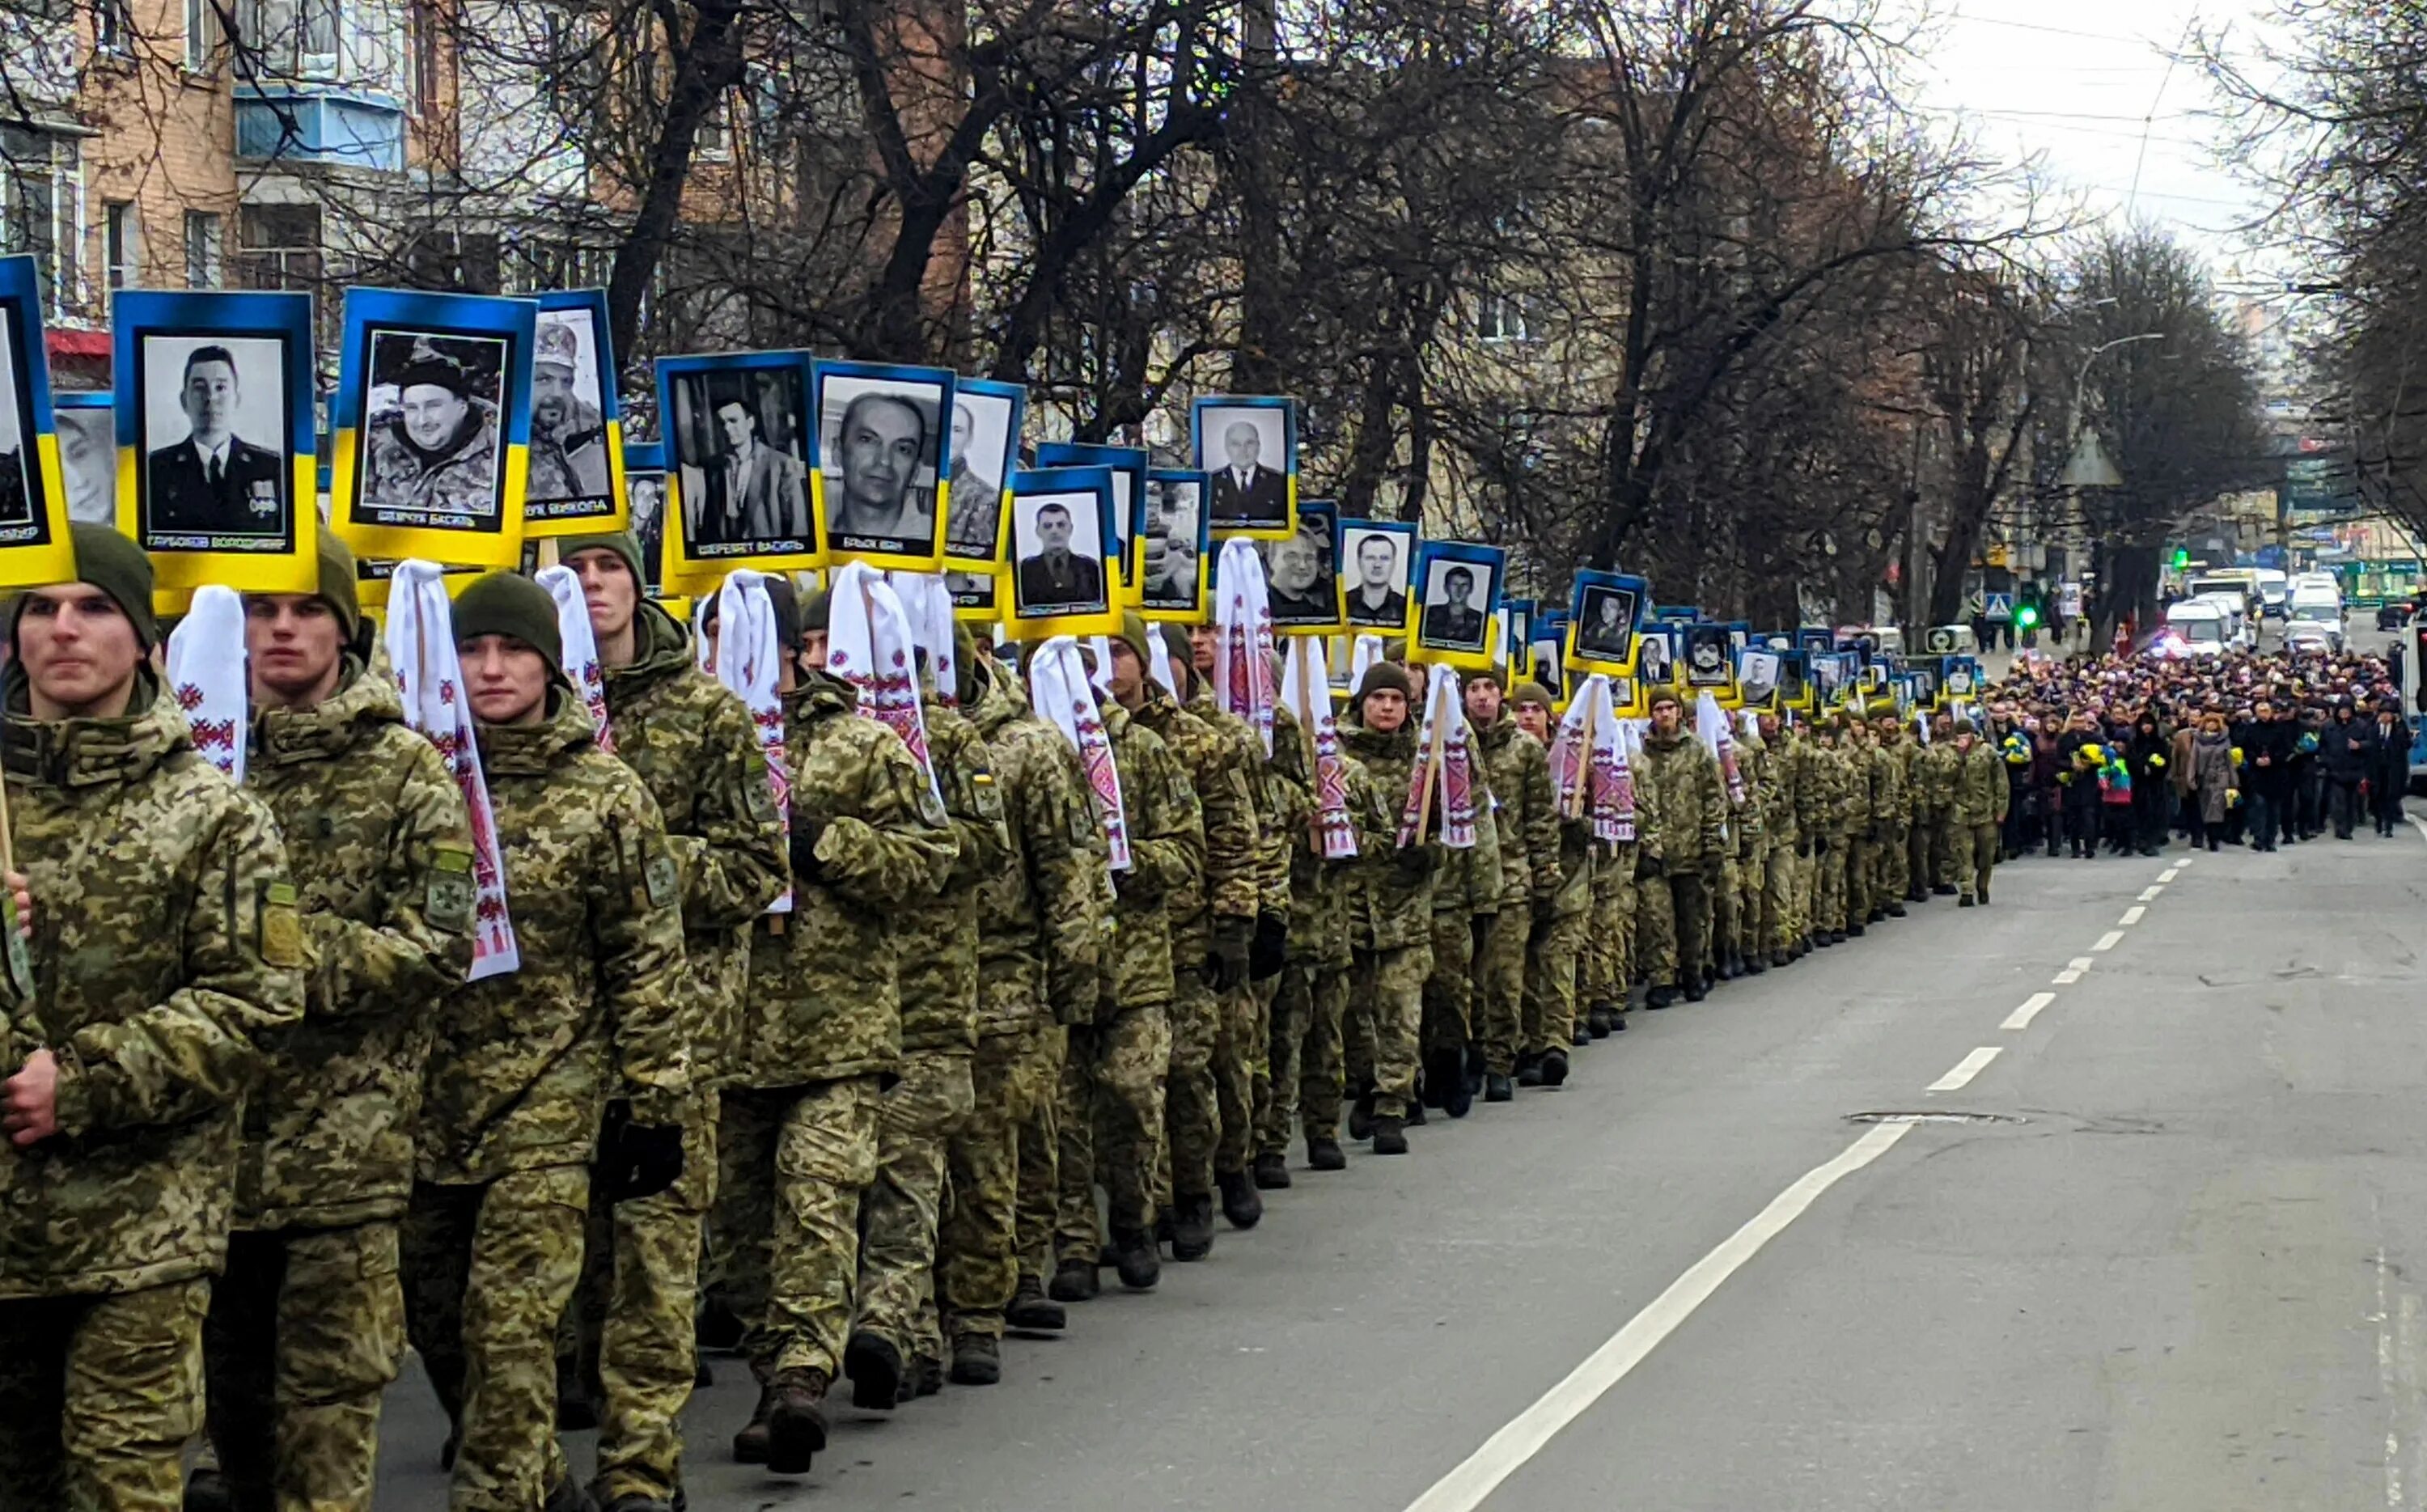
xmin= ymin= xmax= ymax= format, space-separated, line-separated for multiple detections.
xmin=521 ymin=289 xmax=627 ymax=536
xmin=942 ymin=376 xmax=1023 ymax=572
xmin=328 ymin=288 xmax=536 ymax=570
xmin=811 ymin=359 xmax=955 ymax=573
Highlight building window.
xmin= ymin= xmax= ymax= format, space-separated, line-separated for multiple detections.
xmin=94 ymin=0 xmax=133 ymax=54
xmin=0 ymin=130 xmax=83 ymax=316
xmin=696 ymin=93 xmax=731 ymax=162
xmin=185 ymin=0 xmax=215 ymax=70
xmin=407 ymin=0 xmax=440 ymax=113
xmin=104 ymin=201 xmax=137 ymax=289
xmin=1477 ymin=292 xmax=1531 ymax=344
xmin=239 ymin=0 xmax=339 ymax=77
xmin=235 ymin=203 xmax=320 ymax=290
xmin=184 ymin=210 xmax=222 ymax=287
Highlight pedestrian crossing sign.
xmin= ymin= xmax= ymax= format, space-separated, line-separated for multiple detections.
xmin=1984 ymin=593 xmax=2014 ymax=621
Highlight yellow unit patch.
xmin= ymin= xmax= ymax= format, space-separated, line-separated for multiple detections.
xmin=260 ymin=881 xmax=305 ymax=968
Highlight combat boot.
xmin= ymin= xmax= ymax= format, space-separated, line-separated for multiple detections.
xmin=1484 ymin=1073 xmax=1514 ymax=1103
xmin=1886 ymin=900 xmax=1907 ymax=917
xmin=1958 ymin=894 xmax=1976 ymax=907
xmin=1370 ymin=1114 xmax=1408 ymax=1154
xmin=1252 ymin=1151 xmax=1293 ymax=1189
xmin=1932 ymin=883 xmax=1956 ymax=896
xmin=1048 ymin=1256 xmax=1098 ymax=1302
xmin=543 ymin=1475 xmax=597 ymax=1512
xmin=1171 ymin=1193 xmax=1215 ymax=1260
xmin=764 ymin=1367 xmax=830 ymax=1476
xmin=844 ymin=1331 xmax=904 ymax=1411
xmin=1645 ymin=985 xmax=1678 ymax=1009
xmin=183 ymin=1469 xmax=234 ymax=1512
xmin=1307 ymin=1136 xmax=1348 ymax=1171
xmin=1218 ymin=1167 xmax=1265 ymax=1227
xmin=1770 ymin=951 xmax=1790 ymax=969
xmin=1571 ymin=1024 xmax=1592 ymax=1048
xmin=1442 ymin=1065 xmax=1473 ymax=1119
xmin=907 ymin=1353 xmax=943 ymax=1399
xmin=1586 ymin=1006 xmax=1613 ymax=1037
xmin=949 ymin=1332 xmax=1002 ymax=1387
xmin=1538 ymin=1048 xmax=1570 ymax=1087
xmin=603 ymin=1495 xmax=674 ymax=1512
xmin=1684 ymin=977 xmax=1709 ymax=1003
xmin=1516 ymin=1052 xmax=1544 ymax=1086
xmin=733 ymin=1387 xmax=774 ymax=1464
xmin=1348 ymin=1088 xmax=1376 ymax=1141
xmin=1111 ymin=1226 xmax=1161 ymax=1290
xmin=1422 ymin=1048 xmax=1463 ymax=1112
xmin=1006 ymin=1277 xmax=1067 ymax=1331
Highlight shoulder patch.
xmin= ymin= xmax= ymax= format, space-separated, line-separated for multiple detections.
xmin=427 ymin=845 xmax=476 ymax=933
xmin=970 ymin=767 xmax=1004 ymax=824
xmin=744 ymin=769 xmax=779 ymax=824
xmin=260 ymin=880 xmax=305 ymax=968
xmin=917 ymin=777 xmax=950 ymax=829
xmin=644 ymin=848 xmax=681 ymax=910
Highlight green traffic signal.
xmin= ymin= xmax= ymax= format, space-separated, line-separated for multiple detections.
xmin=2017 ymin=605 xmax=2040 ymax=629
xmin=2171 ymin=548 xmax=2189 ymax=568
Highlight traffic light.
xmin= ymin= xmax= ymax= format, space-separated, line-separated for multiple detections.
xmin=2016 ymin=604 xmax=2039 ymax=629
xmin=2171 ymin=548 xmax=2190 ymax=570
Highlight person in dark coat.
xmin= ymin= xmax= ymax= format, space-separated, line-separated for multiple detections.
xmin=2188 ymin=713 xmax=2238 ymax=852
xmin=2320 ymin=700 xmax=2374 ymax=839
xmin=2369 ymin=700 xmax=2411 ymax=836
xmin=2127 ymin=712 xmax=2172 ymax=856
xmin=2233 ymin=700 xmax=2294 ymax=853
xmin=2055 ymin=713 xmax=2103 ymax=859
xmin=2030 ymin=726 xmax=2065 ymax=857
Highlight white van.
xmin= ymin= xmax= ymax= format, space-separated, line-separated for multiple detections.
xmin=2164 ymin=599 xmax=2230 ymax=655
xmin=2288 ymin=585 xmax=2345 ymax=649
xmin=2255 ymin=568 xmax=2289 ymax=619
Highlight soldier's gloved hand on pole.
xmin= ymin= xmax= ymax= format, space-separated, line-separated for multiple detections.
xmin=787 ymin=815 xmax=829 ymax=885
xmin=1205 ymin=915 xmax=1252 ymax=993
xmin=1249 ymin=913 xmax=1288 ymax=981
xmin=1637 ymin=852 xmax=1665 ymax=880
xmin=1391 ymin=843 xmax=1434 ymax=881
xmin=604 ymin=1117 xmax=686 ymax=1203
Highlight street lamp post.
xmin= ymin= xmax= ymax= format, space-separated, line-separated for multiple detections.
xmin=2061 ymin=332 xmax=2166 ymax=489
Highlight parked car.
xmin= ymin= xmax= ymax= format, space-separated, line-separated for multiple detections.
xmin=2379 ymin=601 xmax=2417 ymax=631
xmin=2285 ymin=622 xmax=2340 ymax=655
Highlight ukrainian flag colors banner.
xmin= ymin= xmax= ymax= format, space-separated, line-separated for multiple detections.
xmin=0 ymin=256 xmax=76 ymax=590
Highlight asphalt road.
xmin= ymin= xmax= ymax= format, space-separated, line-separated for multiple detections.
xmin=371 ymin=801 xmax=2427 ymax=1510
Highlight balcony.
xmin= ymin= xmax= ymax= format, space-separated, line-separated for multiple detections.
xmin=235 ymin=86 xmax=406 ymax=172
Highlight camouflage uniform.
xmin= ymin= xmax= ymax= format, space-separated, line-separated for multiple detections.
xmin=1721 ymin=727 xmax=1767 ymax=972
xmin=1184 ymin=681 xmax=1282 ymax=1192
xmin=402 ymin=692 xmax=693 ymax=1512
xmin=1472 ymin=710 xmax=1560 ymax=1065
xmin=0 ymin=671 xmax=306 ymax=1512
xmin=1632 ymin=725 xmax=1726 ymax=991
xmin=1053 ymin=701 xmax=1203 ymax=1260
xmin=1421 ymin=742 xmax=1497 ymax=1065
xmin=1810 ymin=731 xmax=1851 ymax=935
xmin=1867 ymin=726 xmax=1911 ymax=914
xmin=1760 ymin=723 xmax=1803 ymax=959
xmin=1336 ymin=716 xmax=1438 ymax=1123
xmin=942 ymin=658 xmax=1103 ymax=1340
xmin=1949 ymin=737 xmax=2010 ymax=902
xmin=854 ymin=692 xmax=1006 ymax=1383
xmin=1131 ymin=682 xmax=1256 ymax=1218
xmin=709 ymin=668 xmax=954 ymax=1396
xmin=1523 ymin=810 xmax=1595 ymax=1048
xmin=206 ymin=658 xmax=474 ymax=1512
xmin=569 ymin=601 xmax=786 ymax=1510
xmin=362 ymin=400 xmax=503 ymax=518
xmin=1911 ymin=735 xmax=1957 ymax=893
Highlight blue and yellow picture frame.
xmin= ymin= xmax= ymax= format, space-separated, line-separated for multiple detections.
xmin=944 ymin=375 xmax=1024 ymax=575
xmin=1565 ymin=568 xmax=1650 ymax=676
xmin=1192 ymin=394 xmax=1298 ymax=542
xmin=1138 ymin=468 xmax=1211 ymax=625
xmin=1035 ymin=442 xmax=1146 ymax=605
xmin=0 ymin=258 xmax=76 ymax=587
xmin=1268 ymin=497 xmax=1344 ymax=636
xmin=1338 ymin=516 xmax=1416 ymax=636
xmin=112 ymin=287 xmax=317 ymax=592
xmin=51 ymin=388 xmax=114 ymax=527
xmin=1409 ymin=538 xmax=1505 ymax=671
xmin=1003 ymin=464 xmax=1122 ymax=641
xmin=522 ymin=288 xmax=628 ymax=538
xmin=655 ymin=349 xmax=822 ymax=594
xmin=329 ymin=287 xmax=536 ymax=570
xmin=809 ymin=358 xmax=955 ymax=574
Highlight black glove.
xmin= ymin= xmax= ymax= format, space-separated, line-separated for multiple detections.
xmin=1815 ymin=835 xmax=1831 ymax=856
xmin=1637 ymin=852 xmax=1665 ymax=880
xmin=1205 ymin=915 xmax=1253 ymax=993
xmin=788 ymin=815 xmax=829 ymax=885
xmin=1699 ymin=854 xmax=1724 ymax=883
xmin=1795 ymin=838 xmax=1813 ymax=858
xmin=1391 ymin=845 xmax=1435 ymax=881
xmin=1531 ymin=895 xmax=1557 ymax=927
xmin=603 ymin=1118 xmax=685 ymax=1203
xmin=1249 ymin=913 xmax=1288 ymax=981
xmin=1113 ymin=864 xmax=1163 ymax=905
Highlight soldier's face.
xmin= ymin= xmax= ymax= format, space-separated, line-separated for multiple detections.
xmin=402 ymin=383 xmax=468 ymax=451
xmin=1514 ymin=701 xmax=1548 ymax=742
xmin=245 ymin=593 xmax=345 ymax=708
xmin=180 ymin=360 xmax=236 ymax=443
xmin=1465 ymin=678 xmax=1502 ymax=725
xmin=951 ymin=404 xmax=973 ymax=458
xmin=841 ymin=399 xmax=921 ymax=514
xmin=1036 ymin=507 xmax=1072 ymax=552
xmin=1108 ymin=640 xmax=1146 ymax=704
xmin=1224 ymin=426 xmax=1259 ymax=472
xmin=569 ymin=547 xmax=637 ymax=644
xmin=1358 ymin=538 xmax=1395 ymax=587
xmin=1651 ymin=700 xmax=1681 ymax=735
xmin=460 ymin=634 xmax=551 ymax=726
xmin=1363 ymin=688 xmax=1408 ymax=733
xmin=16 ymin=584 xmax=142 ymax=718
xmin=532 ymin=364 xmax=574 ymax=427
xmin=1188 ymin=623 xmax=1217 ymax=674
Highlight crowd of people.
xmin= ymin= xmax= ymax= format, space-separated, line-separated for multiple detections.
xmin=1 ymin=518 xmax=2404 ymax=1512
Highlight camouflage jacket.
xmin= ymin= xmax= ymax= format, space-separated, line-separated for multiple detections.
xmin=1427 ymin=717 xmax=1503 ymax=918
xmin=1760 ymin=728 xmax=1800 ymax=849
xmin=1828 ymin=740 xmax=1869 ymax=836
xmin=239 ymin=659 xmax=475 ymax=1231
xmin=1731 ymin=730 xmax=1768 ymax=858
xmin=1473 ymin=712 xmax=1561 ymax=908
xmin=967 ymin=658 xmax=1107 ymax=1036
xmin=417 ymin=693 xmax=691 ymax=1185
xmin=1636 ymin=726 xmax=1726 ymax=866
xmin=739 ymin=669 xmax=956 ymax=1087
xmin=1099 ymin=701 xmax=1205 ymax=1018
xmin=1950 ymin=741 xmax=2011 ymax=826
xmin=898 ymin=695 xmax=1010 ymax=1053
xmin=1868 ymin=737 xmax=1910 ymax=828
xmin=1185 ymin=682 xmax=1288 ymax=921
xmin=1271 ymin=702 xmax=1387 ymax=969
xmin=362 ymin=399 xmax=502 ymax=518
xmin=601 ymin=601 xmax=789 ymax=1086
xmin=1911 ymin=740 xmax=1958 ymax=820
xmin=1130 ymin=684 xmax=1256 ymax=955
xmin=1337 ymin=717 xmax=1439 ymax=950
xmin=1 ymin=671 xmax=305 ymax=1298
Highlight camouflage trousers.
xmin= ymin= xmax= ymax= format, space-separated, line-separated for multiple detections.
xmin=856 ymin=1050 xmax=975 ymax=1364
xmin=1055 ymin=1003 xmax=1171 ymax=1254
xmin=1734 ymin=849 xmax=1765 ymax=960
xmin=1213 ymin=980 xmax=1261 ymax=1178
xmin=1763 ymin=845 xmax=1799 ymax=955
xmin=1950 ymin=820 xmax=1999 ymax=901
xmin=1634 ymin=868 xmax=1711 ymax=989
xmin=1908 ymin=818 xmax=1937 ymax=894
xmin=709 ymin=1077 xmax=881 ymax=1382
xmin=564 ymin=1099 xmax=719 ymax=1508
xmin=1262 ymin=961 xmax=1349 ymax=1157
xmin=1014 ymin=1027 xmax=1068 ymax=1294
xmin=941 ymin=1029 xmax=1058 ymax=1340
xmin=1869 ymin=824 xmax=1910 ymax=909
xmin=0 ymin=1278 xmax=209 ymax=1512
xmin=1159 ymin=962 xmax=1221 ymax=1206
xmin=1244 ymin=974 xmax=1281 ymax=1166
xmin=1816 ymin=838 xmax=1848 ymax=933
xmin=1794 ymin=848 xmax=1817 ymax=940
xmin=1472 ymin=904 xmax=1527 ymax=1070
xmin=201 ymin=1223 xmax=402 ymax=1512
xmin=1523 ymin=906 xmax=1585 ymax=1050
xmin=1583 ymin=849 xmax=1633 ymax=1008
xmin=1708 ymin=856 xmax=1738 ymax=972
xmin=1341 ymin=942 xmax=1431 ymax=1120
xmin=1422 ymin=909 xmax=1476 ymax=1062
xmin=402 ymin=1165 xmax=590 ymax=1512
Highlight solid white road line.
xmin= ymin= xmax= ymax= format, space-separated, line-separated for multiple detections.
xmin=1398 ymin=1122 xmax=1915 ymax=1512
xmin=2001 ymin=992 xmax=2056 ymax=1031
xmin=2138 ymin=886 xmax=2163 ymax=901
xmin=2093 ymin=930 xmax=2125 ymax=951
xmin=1927 ymin=1047 xmax=2004 ymax=1093
xmin=2119 ymin=905 xmax=2146 ymax=926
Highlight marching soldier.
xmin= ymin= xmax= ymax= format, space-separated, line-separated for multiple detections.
xmin=1510 ymin=684 xmax=1593 ymax=1053
xmin=1949 ymin=720 xmax=2010 ymax=905
xmin=1866 ymin=709 xmax=1910 ymax=921
xmin=1468 ymin=670 xmax=1561 ymax=1088
xmin=1910 ymin=714 xmax=1957 ymax=900
xmin=1335 ymin=663 xmax=1440 ymax=1154
xmin=1754 ymin=709 xmax=1800 ymax=970
xmin=1633 ymin=689 xmax=1726 ymax=1006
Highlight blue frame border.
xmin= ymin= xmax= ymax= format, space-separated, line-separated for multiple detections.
xmin=1006 ymin=464 xmax=1118 ymax=629
xmin=950 ymin=375 xmax=1025 ymax=566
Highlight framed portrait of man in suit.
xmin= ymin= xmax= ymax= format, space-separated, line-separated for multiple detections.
xmin=1339 ymin=519 xmax=1414 ymax=633
xmin=655 ymin=349 xmax=819 ymax=591
xmin=1411 ymin=539 xmax=1504 ymax=671
xmin=1637 ymin=625 xmax=1677 ymax=687
xmin=619 ymin=440 xmax=667 ymax=595
xmin=114 ymin=287 xmax=316 ymax=591
xmin=1191 ymin=395 xmax=1296 ymax=540
xmin=811 ymin=359 xmax=954 ymax=571
xmin=942 ymin=377 xmax=1023 ymax=570
xmin=1260 ymin=498 xmax=1342 ymax=633
xmin=1530 ymin=612 xmax=1568 ymax=703
xmin=1006 ymin=465 xmax=1119 ymax=638
xmin=328 ymin=289 xmax=536 ymax=571
xmin=522 ymin=290 xmax=626 ymax=534
xmin=1137 ymin=468 xmax=1209 ymax=621
xmin=1034 ymin=441 xmax=1144 ymax=599
xmin=53 ymin=392 xmax=112 ymax=527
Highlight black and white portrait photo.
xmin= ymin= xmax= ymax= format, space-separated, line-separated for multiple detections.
xmin=0 ymin=320 xmax=33 ymax=530
xmin=1944 ymin=659 xmax=1976 ymax=699
xmin=1341 ymin=525 xmax=1411 ymax=629
xmin=1531 ymin=637 xmax=1565 ymax=701
xmin=1684 ymin=624 xmax=1733 ymax=688
xmin=55 ymin=404 xmax=112 ymax=525
xmin=947 ymin=569 xmax=998 ymax=615
xmin=626 ymin=468 xmax=666 ymax=592
xmin=666 ymin=363 xmax=812 ymax=554
xmin=142 ymin=333 xmax=287 ymax=539
xmin=358 ymin=331 xmax=510 ymax=524
xmin=943 ymin=385 xmax=1019 ymax=561
xmin=1777 ymin=651 xmax=1809 ymax=707
xmin=1574 ymin=584 xmax=1641 ymax=664
xmin=1196 ymin=402 xmax=1291 ymax=532
xmin=1418 ymin=558 xmax=1493 ymax=653
xmin=1260 ymin=500 xmax=1338 ymax=629
xmin=1137 ymin=472 xmax=1203 ymax=614
xmin=525 ymin=308 xmax=613 ymax=520
xmin=1739 ymin=650 xmax=1781 ymax=707
xmin=817 ymin=366 xmax=948 ymax=561
xmin=1638 ymin=629 xmax=1675 ymax=685
xmin=1011 ymin=490 xmax=1110 ymax=620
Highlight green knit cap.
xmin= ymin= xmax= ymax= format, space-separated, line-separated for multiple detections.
xmin=555 ymin=529 xmax=645 ymax=587
xmin=451 ymin=570 xmax=561 ymax=680
xmin=314 ymin=530 xmax=362 ymax=643
xmin=32 ymin=522 xmax=159 ymax=650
